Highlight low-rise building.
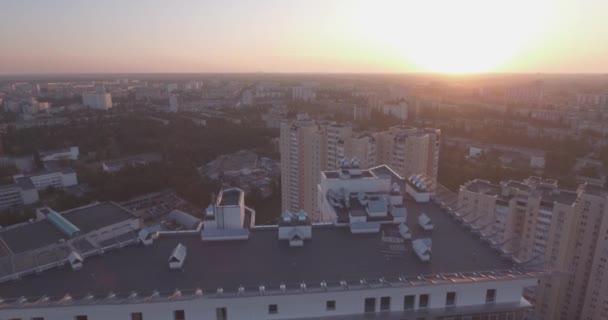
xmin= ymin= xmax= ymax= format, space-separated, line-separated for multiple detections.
xmin=13 ymin=168 xmax=78 ymax=191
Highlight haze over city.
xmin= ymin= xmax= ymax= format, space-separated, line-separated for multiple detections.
xmin=1 ymin=2 xmax=608 ymax=320
xmin=1 ymin=0 xmax=608 ymax=74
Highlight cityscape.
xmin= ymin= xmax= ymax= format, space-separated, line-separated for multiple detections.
xmin=1 ymin=1 xmax=608 ymax=320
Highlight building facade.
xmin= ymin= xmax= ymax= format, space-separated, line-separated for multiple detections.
xmin=457 ymin=178 xmax=608 ymax=320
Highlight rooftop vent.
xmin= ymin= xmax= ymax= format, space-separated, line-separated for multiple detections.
xmin=281 ymin=210 xmax=293 ymax=223
xmin=168 ymin=243 xmax=187 ymax=270
xmin=340 ymin=280 xmax=348 ymax=289
xmin=296 ymin=210 xmax=308 ymax=222
xmin=418 ymin=213 xmax=434 ymax=231
xmin=412 ymin=238 xmax=432 ymax=262
xmin=289 ymin=231 xmax=305 ymax=247
xmin=391 ymin=183 xmax=401 ymax=194
xmin=398 ymin=223 xmax=412 ymax=240
xmin=68 ymin=251 xmax=84 ymax=271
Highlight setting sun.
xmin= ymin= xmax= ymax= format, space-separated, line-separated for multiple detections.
xmin=350 ymin=0 xmax=552 ymax=73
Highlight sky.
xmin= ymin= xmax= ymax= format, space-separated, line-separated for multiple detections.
xmin=0 ymin=0 xmax=607 ymax=74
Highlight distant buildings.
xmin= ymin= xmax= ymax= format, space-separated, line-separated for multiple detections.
xmin=280 ymin=120 xmax=440 ymax=220
xmin=457 ymin=177 xmax=608 ymax=320
xmin=101 ymin=153 xmax=162 ymax=173
xmin=166 ymin=83 xmax=178 ymax=93
xmin=240 ymin=89 xmax=254 ymax=106
xmin=82 ymin=83 xmax=112 ymax=110
xmin=577 ymin=93 xmax=608 ymax=107
xmin=504 ymin=80 xmax=544 ymax=105
xmin=39 ymin=146 xmax=79 ymax=162
xmin=202 ymin=150 xmax=279 ymax=197
xmin=169 ymin=94 xmax=179 ymax=113
xmin=0 ymin=168 xmax=77 ymax=210
xmin=292 ymin=86 xmax=316 ymax=101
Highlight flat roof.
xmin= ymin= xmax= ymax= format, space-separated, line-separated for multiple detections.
xmin=0 ymin=220 xmax=65 ymax=254
xmin=0 ymin=201 xmax=513 ymax=299
xmin=463 ymin=180 xmax=501 ymax=197
xmin=0 ymin=202 xmax=135 ymax=254
xmin=62 ymin=202 xmax=135 ymax=234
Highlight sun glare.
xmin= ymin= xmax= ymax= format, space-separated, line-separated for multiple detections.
xmin=349 ymin=0 xmax=550 ymax=73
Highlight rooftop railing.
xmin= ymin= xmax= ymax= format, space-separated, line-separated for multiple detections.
xmin=0 ymin=269 xmax=540 ymax=310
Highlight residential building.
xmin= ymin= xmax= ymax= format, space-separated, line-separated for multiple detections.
xmin=0 ymin=187 xmax=537 ymax=320
xmin=101 ymin=153 xmax=162 ymax=173
xmin=280 ymin=119 xmax=326 ymax=220
xmin=456 ymin=177 xmax=608 ymax=320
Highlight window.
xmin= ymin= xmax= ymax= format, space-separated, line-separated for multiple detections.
xmin=173 ymin=310 xmax=185 ymax=320
xmin=75 ymin=316 xmax=88 ymax=320
xmin=404 ymin=295 xmax=415 ymax=310
xmin=216 ymin=307 xmax=227 ymax=320
xmin=326 ymin=300 xmax=336 ymax=311
xmin=446 ymin=291 xmax=456 ymax=306
xmin=380 ymin=296 xmax=391 ymax=311
xmin=364 ymin=297 xmax=376 ymax=312
xmin=268 ymin=304 xmax=278 ymax=314
xmin=486 ymin=289 xmax=496 ymax=303
xmin=419 ymin=294 xmax=429 ymax=308
xmin=131 ymin=313 xmax=143 ymax=320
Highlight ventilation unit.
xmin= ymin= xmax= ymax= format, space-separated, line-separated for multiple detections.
xmin=168 ymin=243 xmax=187 ymax=270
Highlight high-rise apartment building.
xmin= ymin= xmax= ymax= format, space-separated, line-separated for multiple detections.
xmin=375 ymin=126 xmax=440 ymax=180
xmin=280 ymin=120 xmax=325 ymax=220
xmin=280 ymin=122 xmax=440 ymax=221
xmin=456 ymin=177 xmax=608 ymax=320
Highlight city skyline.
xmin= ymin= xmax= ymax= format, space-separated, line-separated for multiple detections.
xmin=1 ymin=0 xmax=608 ymax=75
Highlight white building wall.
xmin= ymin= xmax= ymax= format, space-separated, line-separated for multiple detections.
xmin=0 ymin=278 xmax=536 ymax=320
xmin=61 ymin=172 xmax=78 ymax=187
